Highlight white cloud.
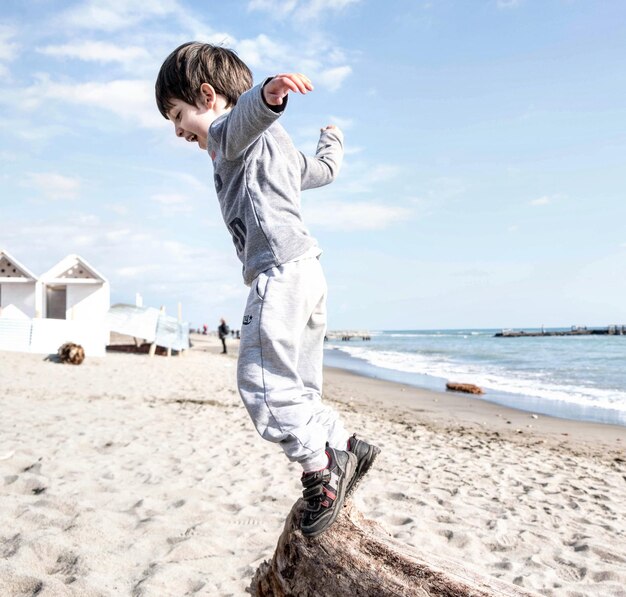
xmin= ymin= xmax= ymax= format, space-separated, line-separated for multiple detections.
xmin=233 ymin=34 xmax=352 ymax=91
xmin=23 ymin=76 xmax=164 ymax=129
xmin=116 ymin=264 xmax=159 ymax=278
xmin=152 ymin=193 xmax=194 ymax=214
xmin=497 ymin=0 xmax=522 ymax=8
xmin=152 ymin=193 xmax=193 ymax=216
xmin=0 ymin=26 xmax=18 ymax=62
xmin=329 ymin=115 xmax=353 ymax=130
xmin=304 ymin=200 xmax=410 ymax=230
xmin=344 ymin=145 xmax=364 ymax=155
xmin=0 ymin=25 xmax=18 ymax=76
xmin=59 ymin=0 xmax=179 ymax=31
xmin=342 ymin=163 xmax=401 ymax=194
xmin=237 ymin=34 xmax=289 ymax=70
xmin=296 ymin=0 xmax=361 ymax=21
xmin=104 ymin=229 xmax=132 ymax=242
xmin=38 ymin=41 xmax=151 ymax=67
xmin=28 ymin=172 xmax=81 ymax=200
xmin=316 ymin=65 xmax=352 ymax=92
xmin=0 ymin=116 xmax=70 ymax=144
xmin=2 ymin=212 xmax=243 ymax=320
xmin=106 ymin=203 xmax=129 ymax=215
xmin=530 ymin=195 xmax=552 ymax=206
xmin=152 ymin=193 xmax=187 ymax=205
xmin=248 ymin=0 xmax=361 ymax=21
xmin=248 ymin=0 xmax=299 ymax=17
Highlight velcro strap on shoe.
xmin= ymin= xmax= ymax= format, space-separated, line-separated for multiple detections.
xmin=303 ymin=485 xmax=324 ymax=500
xmin=301 ymin=472 xmax=323 ymax=487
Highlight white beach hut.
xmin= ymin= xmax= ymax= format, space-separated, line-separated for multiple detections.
xmin=40 ymin=254 xmax=110 ymax=321
xmin=0 ymin=249 xmax=40 ymax=319
xmin=25 ymin=254 xmax=112 ymax=356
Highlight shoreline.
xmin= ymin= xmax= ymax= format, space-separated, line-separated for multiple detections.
xmin=324 ymin=347 xmax=626 ymax=430
xmin=323 ymin=365 xmax=625 ymax=461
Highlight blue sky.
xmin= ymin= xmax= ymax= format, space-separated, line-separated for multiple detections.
xmin=2 ymin=0 xmax=625 ymax=330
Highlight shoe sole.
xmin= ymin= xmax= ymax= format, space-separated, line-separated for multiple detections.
xmin=302 ymin=452 xmax=357 ymax=538
xmin=346 ymin=444 xmax=381 ymax=498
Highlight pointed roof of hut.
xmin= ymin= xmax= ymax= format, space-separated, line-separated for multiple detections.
xmin=0 ymin=249 xmax=38 ymax=282
xmin=41 ymin=254 xmax=108 ymax=284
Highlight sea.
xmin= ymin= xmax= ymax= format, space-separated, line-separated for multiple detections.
xmin=323 ymin=329 xmax=626 ymax=428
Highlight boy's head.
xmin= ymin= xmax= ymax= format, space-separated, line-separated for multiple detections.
xmin=155 ymin=42 xmax=253 ymax=118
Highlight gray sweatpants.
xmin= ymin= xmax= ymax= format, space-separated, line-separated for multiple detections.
xmin=237 ymin=256 xmax=348 ymax=471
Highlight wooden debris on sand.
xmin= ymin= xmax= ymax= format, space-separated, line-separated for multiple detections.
xmin=446 ymin=381 xmax=484 ymax=395
xmin=58 ymin=342 xmax=85 ymax=365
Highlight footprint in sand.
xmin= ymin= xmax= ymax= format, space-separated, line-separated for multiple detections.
xmin=591 ymin=570 xmax=625 ymax=582
xmin=48 ymin=550 xmax=80 ymax=577
xmin=230 ymin=516 xmax=264 ymax=527
xmin=554 ymin=556 xmax=587 ymax=582
xmin=494 ymin=532 xmax=518 ymax=551
xmin=386 ymin=491 xmax=410 ymax=501
xmin=8 ymin=473 xmax=48 ymax=495
xmin=591 ymin=546 xmax=626 ymax=564
xmin=221 ymin=503 xmax=243 ymax=513
xmin=388 ymin=515 xmax=414 ymax=526
xmin=0 ymin=533 xmax=21 ymax=558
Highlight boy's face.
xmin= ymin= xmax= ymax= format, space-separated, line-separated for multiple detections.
xmin=167 ymin=98 xmax=215 ymax=151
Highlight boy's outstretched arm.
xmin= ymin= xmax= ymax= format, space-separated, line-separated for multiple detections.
xmin=215 ymin=73 xmax=312 ymax=161
xmin=299 ymin=125 xmax=344 ymax=190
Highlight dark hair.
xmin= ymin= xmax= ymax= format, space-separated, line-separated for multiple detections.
xmin=155 ymin=42 xmax=253 ymax=118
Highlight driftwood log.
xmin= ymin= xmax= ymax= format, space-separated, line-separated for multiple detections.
xmin=249 ymin=500 xmax=540 ymax=597
xmin=446 ymin=382 xmax=484 ymax=395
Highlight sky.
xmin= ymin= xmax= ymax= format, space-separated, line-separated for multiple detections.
xmin=1 ymin=0 xmax=626 ymax=331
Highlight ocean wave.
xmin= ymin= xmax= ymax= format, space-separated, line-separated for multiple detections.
xmin=328 ymin=345 xmax=626 ymax=414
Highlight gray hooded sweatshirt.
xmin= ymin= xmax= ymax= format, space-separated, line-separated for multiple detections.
xmin=207 ymin=81 xmax=344 ymax=285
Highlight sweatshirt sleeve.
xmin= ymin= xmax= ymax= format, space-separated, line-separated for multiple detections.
xmin=209 ymin=81 xmax=285 ymax=161
xmin=299 ymin=127 xmax=344 ymax=191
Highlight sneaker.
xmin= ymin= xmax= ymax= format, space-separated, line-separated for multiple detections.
xmin=346 ymin=434 xmax=380 ymax=497
xmin=300 ymin=447 xmax=357 ymax=538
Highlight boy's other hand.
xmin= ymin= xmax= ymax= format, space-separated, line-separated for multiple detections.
xmin=263 ymin=73 xmax=313 ymax=106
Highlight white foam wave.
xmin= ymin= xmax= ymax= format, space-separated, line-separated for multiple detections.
xmin=331 ymin=345 xmax=626 ymax=413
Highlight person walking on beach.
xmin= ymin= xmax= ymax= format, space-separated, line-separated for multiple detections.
xmin=218 ymin=318 xmax=229 ymax=354
xmin=156 ymin=42 xmax=379 ymax=537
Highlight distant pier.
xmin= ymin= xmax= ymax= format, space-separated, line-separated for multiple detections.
xmin=495 ymin=325 xmax=626 ymax=338
xmin=325 ymin=330 xmax=371 ymax=341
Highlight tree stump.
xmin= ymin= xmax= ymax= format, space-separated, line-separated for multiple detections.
xmin=249 ymin=500 xmax=540 ymax=597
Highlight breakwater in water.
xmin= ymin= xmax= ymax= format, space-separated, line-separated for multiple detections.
xmin=495 ymin=325 xmax=626 ymax=337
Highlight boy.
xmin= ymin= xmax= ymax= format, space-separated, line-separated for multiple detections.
xmin=155 ymin=42 xmax=379 ymax=537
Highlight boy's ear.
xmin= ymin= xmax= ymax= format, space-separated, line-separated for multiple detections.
xmin=199 ymin=83 xmax=216 ymax=108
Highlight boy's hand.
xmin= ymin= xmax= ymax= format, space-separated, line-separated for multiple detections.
xmin=321 ymin=124 xmax=339 ymax=132
xmin=263 ymin=73 xmax=313 ymax=106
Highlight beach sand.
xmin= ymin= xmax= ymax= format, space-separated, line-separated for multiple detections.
xmin=1 ymin=334 xmax=624 ymax=596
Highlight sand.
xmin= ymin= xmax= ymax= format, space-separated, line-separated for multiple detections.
xmin=0 ymin=334 xmax=625 ymax=596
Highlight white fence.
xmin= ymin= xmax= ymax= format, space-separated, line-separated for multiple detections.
xmin=0 ymin=305 xmax=190 ymax=358
xmin=0 ymin=317 xmax=108 ymax=356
